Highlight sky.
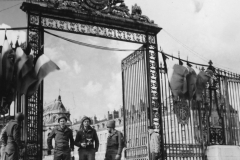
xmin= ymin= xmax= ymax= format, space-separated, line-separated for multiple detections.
xmin=0 ymin=0 xmax=240 ymax=122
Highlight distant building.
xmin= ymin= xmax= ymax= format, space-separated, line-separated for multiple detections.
xmin=42 ymin=95 xmax=72 ymax=157
xmin=72 ymin=107 xmax=124 ymax=160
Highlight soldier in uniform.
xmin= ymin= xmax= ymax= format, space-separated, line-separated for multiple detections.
xmin=105 ymin=120 xmax=124 ymax=160
xmin=0 ymin=122 xmax=8 ymax=160
xmin=74 ymin=116 xmax=99 ymax=160
xmin=1 ymin=113 xmax=25 ymax=160
xmin=148 ymin=127 xmax=160 ymax=160
xmin=47 ymin=115 xmax=74 ymax=160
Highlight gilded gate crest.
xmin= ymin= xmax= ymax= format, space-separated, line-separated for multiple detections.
xmin=173 ymin=100 xmax=190 ymax=125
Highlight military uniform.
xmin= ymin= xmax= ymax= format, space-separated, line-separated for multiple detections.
xmin=47 ymin=126 xmax=74 ymax=160
xmin=74 ymin=116 xmax=99 ymax=160
xmin=105 ymin=130 xmax=123 ymax=160
xmin=1 ymin=120 xmax=23 ymax=160
xmin=0 ymin=123 xmax=8 ymax=160
xmin=105 ymin=120 xmax=123 ymax=160
xmin=149 ymin=129 xmax=160 ymax=160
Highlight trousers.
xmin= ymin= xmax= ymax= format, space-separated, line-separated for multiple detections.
xmin=105 ymin=149 xmax=120 ymax=160
xmin=78 ymin=149 xmax=95 ymax=160
xmin=54 ymin=150 xmax=71 ymax=160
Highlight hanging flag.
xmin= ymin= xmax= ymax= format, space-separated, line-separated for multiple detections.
xmin=14 ymin=47 xmax=34 ymax=91
xmin=26 ymin=54 xmax=60 ymax=96
xmin=185 ymin=66 xmax=197 ymax=100
xmin=195 ymin=71 xmax=211 ymax=101
xmin=21 ymin=54 xmax=34 ymax=78
xmin=2 ymin=34 xmax=15 ymax=94
xmin=169 ymin=64 xmax=189 ymax=101
xmin=19 ymin=67 xmax=37 ymax=95
xmin=15 ymin=47 xmax=28 ymax=76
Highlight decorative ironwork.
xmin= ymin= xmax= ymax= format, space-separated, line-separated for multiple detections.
xmin=24 ymin=15 xmax=44 ymax=159
xmin=22 ymin=1 xmax=161 ymax=159
xmin=122 ymin=45 xmax=150 ymax=160
xmin=215 ymin=68 xmax=240 ymax=145
xmin=125 ymin=146 xmax=148 ymax=159
xmin=121 ymin=49 xmax=144 ymax=70
xmin=26 ymin=0 xmax=154 ymax=24
xmin=207 ymin=61 xmax=225 ymax=145
xmin=158 ymin=63 xmax=205 ymax=159
xmin=36 ymin=16 xmax=155 ymax=44
xmin=173 ymin=100 xmax=190 ymax=125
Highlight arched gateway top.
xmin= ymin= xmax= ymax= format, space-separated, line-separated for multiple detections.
xmin=21 ymin=0 xmax=161 ymax=44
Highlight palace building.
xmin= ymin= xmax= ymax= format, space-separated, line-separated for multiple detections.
xmin=42 ymin=95 xmax=72 ymax=157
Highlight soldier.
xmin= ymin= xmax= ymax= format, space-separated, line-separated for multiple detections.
xmin=74 ymin=116 xmax=99 ymax=160
xmin=148 ymin=127 xmax=160 ymax=160
xmin=47 ymin=115 xmax=74 ymax=160
xmin=1 ymin=113 xmax=25 ymax=160
xmin=105 ymin=120 xmax=124 ymax=160
xmin=0 ymin=122 xmax=8 ymax=160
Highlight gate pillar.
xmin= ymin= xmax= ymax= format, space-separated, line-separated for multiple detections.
xmin=23 ymin=13 xmax=44 ymax=160
xmin=146 ymin=35 xmax=165 ymax=159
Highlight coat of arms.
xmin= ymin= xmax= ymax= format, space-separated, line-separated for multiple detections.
xmin=173 ymin=100 xmax=190 ymax=125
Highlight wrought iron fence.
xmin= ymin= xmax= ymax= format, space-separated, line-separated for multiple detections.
xmin=158 ymin=64 xmax=205 ymax=160
xmin=158 ymin=57 xmax=240 ymax=160
xmin=215 ymin=69 xmax=240 ymax=145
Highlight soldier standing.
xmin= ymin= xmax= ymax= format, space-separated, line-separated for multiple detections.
xmin=47 ymin=115 xmax=74 ymax=160
xmin=1 ymin=113 xmax=25 ymax=160
xmin=105 ymin=120 xmax=124 ymax=160
xmin=148 ymin=127 xmax=160 ymax=160
xmin=74 ymin=116 xmax=99 ymax=160
xmin=0 ymin=122 xmax=8 ymax=160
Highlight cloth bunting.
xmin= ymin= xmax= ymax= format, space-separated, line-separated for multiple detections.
xmin=169 ymin=64 xmax=189 ymax=101
xmin=14 ymin=47 xmax=34 ymax=91
xmin=195 ymin=71 xmax=211 ymax=101
xmin=185 ymin=66 xmax=197 ymax=100
xmin=1 ymin=35 xmax=15 ymax=95
xmin=20 ymin=54 xmax=60 ymax=96
xmin=0 ymin=34 xmax=15 ymax=114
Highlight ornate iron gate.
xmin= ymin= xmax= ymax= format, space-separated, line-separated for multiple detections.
xmin=122 ymin=46 xmax=150 ymax=160
xmin=20 ymin=1 xmax=162 ymax=159
xmin=14 ymin=1 xmax=240 ymax=160
xmin=158 ymin=64 xmax=205 ymax=160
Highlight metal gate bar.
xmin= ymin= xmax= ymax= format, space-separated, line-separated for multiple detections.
xmin=216 ymin=70 xmax=240 ymax=145
xmin=158 ymin=63 xmax=205 ymax=160
xmin=122 ymin=46 xmax=150 ymax=160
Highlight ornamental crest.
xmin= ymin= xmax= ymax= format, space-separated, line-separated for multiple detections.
xmin=28 ymin=0 xmax=154 ymax=24
xmin=173 ymin=100 xmax=190 ymax=125
xmin=85 ymin=0 xmax=108 ymax=10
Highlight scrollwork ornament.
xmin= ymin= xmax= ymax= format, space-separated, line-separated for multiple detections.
xmin=27 ymin=0 xmax=155 ymax=24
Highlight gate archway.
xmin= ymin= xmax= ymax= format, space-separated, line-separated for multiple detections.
xmin=20 ymin=1 xmax=162 ymax=160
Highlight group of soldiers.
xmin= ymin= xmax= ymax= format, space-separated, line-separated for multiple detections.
xmin=0 ymin=113 xmax=124 ymax=160
xmin=47 ymin=115 xmax=124 ymax=160
xmin=0 ymin=113 xmax=161 ymax=160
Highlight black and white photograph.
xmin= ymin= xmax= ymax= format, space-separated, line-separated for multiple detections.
xmin=0 ymin=0 xmax=240 ymax=160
